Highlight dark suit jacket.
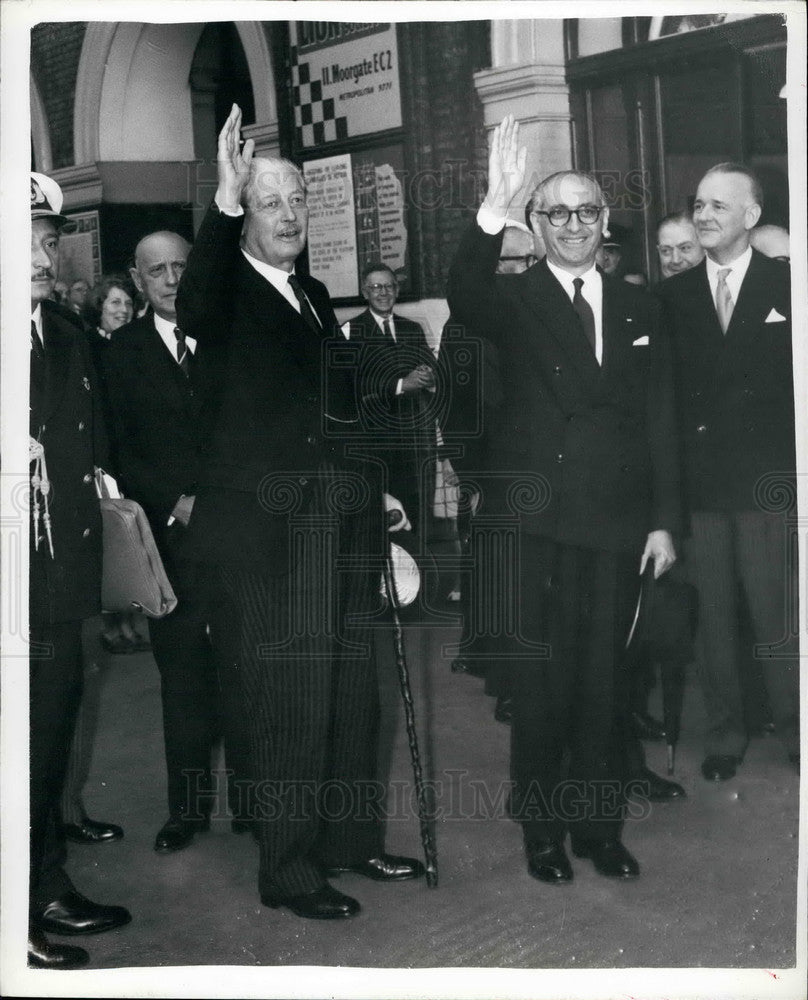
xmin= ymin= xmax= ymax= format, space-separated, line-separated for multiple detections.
xmin=656 ymin=251 xmax=795 ymax=516
xmin=175 ymin=203 xmax=382 ymax=570
xmin=346 ymin=308 xmax=437 ymax=520
xmin=447 ymin=222 xmax=680 ymax=555
xmin=100 ymin=311 xmax=227 ymax=551
xmin=29 ymin=301 xmax=106 ymax=625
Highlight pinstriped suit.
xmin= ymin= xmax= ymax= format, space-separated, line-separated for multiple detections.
xmin=176 ymin=203 xmax=388 ymax=898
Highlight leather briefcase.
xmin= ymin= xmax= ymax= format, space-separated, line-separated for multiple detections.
xmin=96 ymin=473 xmax=177 ymax=618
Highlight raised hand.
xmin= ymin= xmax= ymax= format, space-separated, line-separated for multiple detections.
xmin=216 ymin=103 xmax=255 ymax=214
xmin=483 ymin=114 xmax=527 ymax=218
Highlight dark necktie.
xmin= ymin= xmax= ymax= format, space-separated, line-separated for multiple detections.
xmin=287 ymin=274 xmax=321 ymax=335
xmin=572 ymin=277 xmax=597 ymax=356
xmin=173 ymin=327 xmax=190 ymax=376
xmin=31 ymin=319 xmax=45 ymax=393
xmin=382 ymin=319 xmax=395 ymax=342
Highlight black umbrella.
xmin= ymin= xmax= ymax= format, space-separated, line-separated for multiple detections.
xmin=382 ymin=549 xmax=439 ymax=887
xmin=628 ymin=565 xmax=698 ymax=775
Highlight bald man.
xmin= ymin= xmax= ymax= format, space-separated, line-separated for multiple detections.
xmin=102 ymin=230 xmax=251 ymax=853
xmin=448 ymin=117 xmax=679 ymax=884
xmin=749 ymin=223 xmax=790 ymax=262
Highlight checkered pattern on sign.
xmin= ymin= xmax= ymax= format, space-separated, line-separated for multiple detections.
xmin=291 ymin=45 xmax=348 ymax=149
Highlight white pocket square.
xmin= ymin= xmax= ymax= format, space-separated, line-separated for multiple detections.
xmin=765 ymin=308 xmax=787 ymax=323
xmin=632 ymin=336 xmax=649 ymax=346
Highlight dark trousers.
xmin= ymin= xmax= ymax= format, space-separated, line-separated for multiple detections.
xmin=150 ymin=529 xmax=252 ymax=823
xmin=509 ymin=537 xmax=638 ymax=844
xmin=213 ymin=484 xmax=385 ymax=898
xmin=686 ymin=510 xmax=799 ymax=757
xmin=30 ymin=621 xmax=83 ymax=909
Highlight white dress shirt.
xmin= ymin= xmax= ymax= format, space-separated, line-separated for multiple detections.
xmin=477 ymin=204 xmax=604 ymax=364
xmin=705 ymin=244 xmax=752 ymax=309
xmin=154 ymin=311 xmax=196 ymax=361
xmin=31 ymin=304 xmax=44 ymax=346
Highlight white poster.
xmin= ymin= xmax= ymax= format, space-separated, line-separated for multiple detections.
xmin=303 ymin=153 xmax=358 ymax=299
xmin=291 ymin=22 xmax=402 ymax=148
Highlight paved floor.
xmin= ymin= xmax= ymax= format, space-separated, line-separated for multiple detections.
xmin=12 ymin=598 xmax=803 ymax=995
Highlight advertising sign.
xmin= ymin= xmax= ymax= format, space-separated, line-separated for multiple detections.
xmin=291 ymin=22 xmax=402 ymax=148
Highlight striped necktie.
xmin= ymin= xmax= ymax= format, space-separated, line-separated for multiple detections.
xmin=173 ymin=327 xmax=190 ymax=376
xmin=287 ymin=274 xmax=321 ymax=335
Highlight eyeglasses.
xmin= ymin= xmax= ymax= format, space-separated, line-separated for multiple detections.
xmin=365 ymin=283 xmax=397 ymax=292
xmin=533 ymin=206 xmax=603 ymax=227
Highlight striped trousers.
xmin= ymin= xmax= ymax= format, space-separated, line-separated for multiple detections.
xmin=213 ymin=470 xmax=386 ymax=898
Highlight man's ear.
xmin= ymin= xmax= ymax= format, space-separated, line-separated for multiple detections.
xmin=129 ymin=267 xmax=143 ymax=294
xmin=745 ymin=203 xmax=762 ymax=231
xmin=601 ymin=206 xmax=611 ymax=239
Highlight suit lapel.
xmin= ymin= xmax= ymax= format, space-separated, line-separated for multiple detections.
xmin=516 ymin=261 xmax=601 ymax=378
xmin=41 ymin=308 xmax=74 ymax=423
xmin=132 ymin=316 xmax=194 ymax=412
xmin=724 ymin=250 xmax=769 ymax=338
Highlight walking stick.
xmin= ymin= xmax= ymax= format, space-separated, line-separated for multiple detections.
xmin=383 ymin=551 xmax=438 ymax=887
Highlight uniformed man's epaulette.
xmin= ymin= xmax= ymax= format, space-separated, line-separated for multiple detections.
xmin=43 ymin=297 xmax=86 ymax=331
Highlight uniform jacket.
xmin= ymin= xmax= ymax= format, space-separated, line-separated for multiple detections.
xmin=656 ymin=251 xmax=795 ymax=517
xmin=447 ymin=222 xmax=681 ymax=555
xmin=175 ymin=202 xmax=383 ymax=571
xmin=29 ymin=301 xmax=106 ymax=625
xmin=346 ymin=308 xmax=437 ymax=521
xmin=100 ymin=311 xmax=227 ymax=551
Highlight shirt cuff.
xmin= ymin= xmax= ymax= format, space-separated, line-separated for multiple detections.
xmin=214 ymin=196 xmax=244 ymax=218
xmin=477 ymin=204 xmax=507 ymax=235
xmin=395 ymin=378 xmax=403 ymax=396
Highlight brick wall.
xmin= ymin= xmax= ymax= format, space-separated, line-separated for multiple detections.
xmin=398 ymin=21 xmax=490 ymax=299
xmin=31 ymin=22 xmax=86 ymax=169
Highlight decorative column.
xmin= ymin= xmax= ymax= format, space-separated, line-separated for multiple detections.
xmin=473 ymin=20 xmax=574 ymax=211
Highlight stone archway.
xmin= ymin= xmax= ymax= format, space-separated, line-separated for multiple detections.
xmin=73 ymin=20 xmax=277 ymax=166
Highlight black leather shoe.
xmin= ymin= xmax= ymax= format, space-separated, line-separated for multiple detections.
xmin=262 ymin=883 xmax=360 ymax=919
xmin=629 ymin=710 xmax=666 ymax=741
xmin=571 ymin=839 xmax=640 ymax=878
xmin=526 ymin=840 xmax=573 ymax=883
xmin=494 ymin=696 xmax=513 ymax=724
xmin=62 ymin=817 xmax=124 ymax=844
xmin=326 ymin=854 xmax=425 ymax=881
xmin=28 ymin=927 xmax=89 ymax=968
xmin=701 ymin=754 xmax=740 ymax=781
xmin=154 ymin=816 xmax=210 ymax=853
xmin=34 ymin=890 xmax=131 ymax=936
xmin=631 ymin=767 xmax=686 ymax=802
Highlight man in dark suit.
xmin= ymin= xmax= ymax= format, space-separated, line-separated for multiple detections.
xmin=102 ymin=230 xmax=251 ymax=851
xmin=447 ymin=117 xmax=680 ymax=884
xmin=657 ymin=163 xmax=799 ymax=781
xmin=28 ymin=172 xmax=130 ymax=969
xmin=175 ymin=104 xmax=423 ymax=919
xmin=346 ymin=263 xmax=437 ymax=539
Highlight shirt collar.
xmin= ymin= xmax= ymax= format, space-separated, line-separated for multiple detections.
xmin=545 ymin=259 xmax=600 ymax=294
xmin=153 ymin=311 xmax=179 ymax=339
xmin=241 ymin=248 xmax=298 ymax=294
xmin=705 ymin=243 xmax=752 ymax=282
xmin=370 ymin=310 xmax=394 ymax=327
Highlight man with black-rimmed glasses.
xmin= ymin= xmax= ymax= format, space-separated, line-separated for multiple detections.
xmin=448 ymin=116 xmax=680 ymax=885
